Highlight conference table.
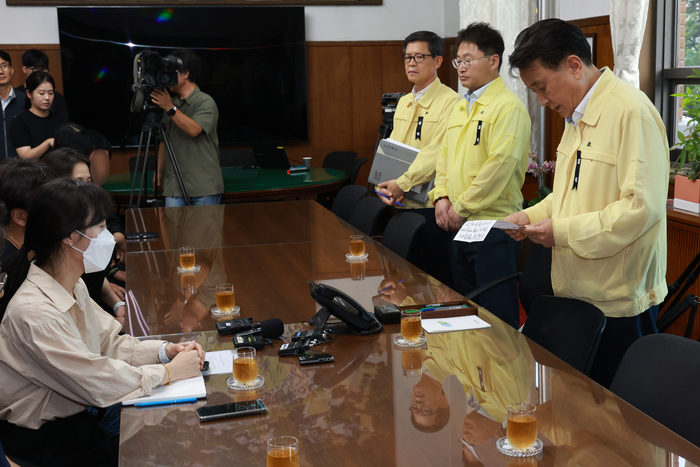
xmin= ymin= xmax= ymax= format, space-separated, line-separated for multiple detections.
xmin=120 ymin=201 xmax=700 ymax=466
xmin=104 ymin=167 xmax=347 ymax=204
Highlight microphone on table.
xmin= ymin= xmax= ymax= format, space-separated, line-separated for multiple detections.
xmin=233 ymin=319 xmax=284 ymax=349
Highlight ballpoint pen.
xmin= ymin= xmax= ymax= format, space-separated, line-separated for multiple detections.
xmin=135 ymin=398 xmax=198 ymax=407
xmin=374 ymin=190 xmax=404 ymax=207
xmin=420 ymin=304 xmax=471 ymax=312
xmin=378 ymin=279 xmax=405 ymax=294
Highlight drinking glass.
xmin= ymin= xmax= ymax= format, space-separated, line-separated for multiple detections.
xmin=216 ymin=283 xmax=235 ymax=311
xmin=179 ymin=246 xmax=196 ymax=269
xmin=400 ymin=309 xmax=422 ymax=342
xmin=267 ymin=436 xmax=299 ymax=467
xmin=232 ymin=347 xmax=258 ymax=384
xmin=349 ymin=235 xmax=365 ymax=257
xmin=506 ymin=403 xmax=537 ymax=451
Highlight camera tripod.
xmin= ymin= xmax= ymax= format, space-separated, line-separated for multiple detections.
xmin=129 ymin=111 xmax=191 ymax=208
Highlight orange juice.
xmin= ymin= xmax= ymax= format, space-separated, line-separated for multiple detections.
xmin=349 ymin=239 xmax=365 ymax=256
xmin=507 ymin=413 xmax=537 ymax=450
xmin=179 ymin=253 xmax=195 ymax=269
xmin=233 ymin=356 xmax=257 ymax=383
xmin=266 ymin=447 xmax=299 ymax=467
xmin=216 ymin=291 xmax=235 ymax=311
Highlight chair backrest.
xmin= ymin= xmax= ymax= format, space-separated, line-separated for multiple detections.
xmin=522 ymin=296 xmax=606 ymax=376
xmin=380 ymin=211 xmax=426 ymax=259
xmin=128 ymin=155 xmax=156 ymax=174
xmin=322 ymin=151 xmax=358 ymax=177
xmin=519 ymin=242 xmax=554 ymax=314
xmin=349 ymin=157 xmax=368 ymax=185
xmin=220 ymin=149 xmax=256 ymax=168
xmin=610 ymin=334 xmax=700 ymax=447
xmin=347 ymin=197 xmax=389 ymax=236
xmin=331 ymin=185 xmax=367 ymax=222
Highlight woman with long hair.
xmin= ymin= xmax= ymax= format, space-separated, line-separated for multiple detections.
xmin=8 ymin=72 xmax=68 ymax=159
xmin=0 ymin=179 xmax=203 ymax=466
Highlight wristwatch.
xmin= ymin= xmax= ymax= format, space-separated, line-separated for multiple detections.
xmin=167 ymin=105 xmax=177 ymax=116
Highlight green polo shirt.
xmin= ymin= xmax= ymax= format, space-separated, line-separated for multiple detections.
xmin=161 ymin=85 xmax=224 ymax=198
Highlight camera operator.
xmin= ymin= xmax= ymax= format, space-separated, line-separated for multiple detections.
xmin=150 ymin=49 xmax=223 ymax=207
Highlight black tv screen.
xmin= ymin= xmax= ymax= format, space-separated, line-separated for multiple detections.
xmin=57 ymin=7 xmax=308 ymax=147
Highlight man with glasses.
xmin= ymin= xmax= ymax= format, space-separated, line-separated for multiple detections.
xmin=0 ymin=50 xmax=25 ymax=161
xmin=429 ymin=23 xmax=530 ymax=329
xmin=15 ymin=49 xmax=69 ymax=122
xmin=376 ymin=31 xmax=460 ymax=288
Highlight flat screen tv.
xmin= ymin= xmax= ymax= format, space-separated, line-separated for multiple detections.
xmin=57 ymin=6 xmax=308 ymax=147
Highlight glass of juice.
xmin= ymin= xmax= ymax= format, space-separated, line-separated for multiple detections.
xmin=349 ymin=235 xmax=365 ymax=257
xmin=267 ymin=436 xmax=299 ymax=467
xmin=179 ymin=246 xmax=196 ymax=269
xmin=506 ymin=403 xmax=537 ymax=451
xmin=216 ymin=283 xmax=235 ymax=311
xmin=227 ymin=346 xmax=264 ymax=390
xmin=400 ymin=309 xmax=422 ymax=341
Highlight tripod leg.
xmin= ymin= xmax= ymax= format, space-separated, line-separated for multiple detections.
xmin=160 ymin=129 xmax=191 ymax=206
xmin=129 ymin=131 xmax=147 ymax=208
xmin=137 ymin=130 xmax=155 ymax=209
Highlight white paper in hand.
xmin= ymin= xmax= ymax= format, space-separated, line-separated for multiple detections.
xmin=454 ymin=220 xmax=497 ymax=243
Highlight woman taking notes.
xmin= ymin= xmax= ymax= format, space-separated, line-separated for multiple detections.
xmin=0 ymin=179 xmax=204 ymax=466
xmin=8 ymin=72 xmax=68 ymax=159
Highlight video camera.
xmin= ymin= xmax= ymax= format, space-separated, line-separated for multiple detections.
xmin=130 ymin=49 xmax=182 ymax=114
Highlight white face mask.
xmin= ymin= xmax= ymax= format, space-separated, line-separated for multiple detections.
xmin=71 ymin=228 xmax=116 ymax=274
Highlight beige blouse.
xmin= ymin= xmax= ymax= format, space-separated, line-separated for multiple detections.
xmin=0 ymin=264 xmax=166 ymax=429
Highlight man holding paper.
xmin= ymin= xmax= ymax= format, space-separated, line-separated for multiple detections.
xmin=429 ymin=23 xmax=530 ymax=328
xmin=376 ymin=31 xmax=460 ymax=287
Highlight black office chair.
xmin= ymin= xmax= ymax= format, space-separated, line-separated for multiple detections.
xmin=380 ymin=211 xmax=426 ymax=259
xmin=347 ymin=197 xmax=389 ymax=237
xmin=522 ymin=296 xmax=606 ymax=376
xmin=219 ymin=149 xmax=256 ymax=168
xmin=322 ymin=151 xmax=358 ymax=176
xmin=331 ymin=185 xmax=367 ymax=222
xmin=464 ymin=240 xmax=553 ymax=315
xmin=349 ymin=157 xmax=368 ymax=185
xmin=610 ymin=334 xmax=700 ymax=448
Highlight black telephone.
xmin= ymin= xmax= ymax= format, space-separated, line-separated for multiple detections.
xmin=308 ymin=281 xmax=383 ymax=335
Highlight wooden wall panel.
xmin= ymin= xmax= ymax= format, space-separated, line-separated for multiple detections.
xmin=0 ymin=44 xmax=64 ymax=93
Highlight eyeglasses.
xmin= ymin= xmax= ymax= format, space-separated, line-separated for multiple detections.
xmin=452 ymin=55 xmax=491 ymax=70
xmin=0 ymin=63 xmax=10 ymax=71
xmin=409 ymin=403 xmax=438 ymax=416
xmin=402 ymin=54 xmax=437 ymax=64
xmin=0 ymin=272 xmax=7 ymax=294
xmin=27 ymin=67 xmax=49 ymax=73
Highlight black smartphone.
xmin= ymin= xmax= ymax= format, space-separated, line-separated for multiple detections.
xmin=196 ymin=399 xmax=268 ymax=422
xmin=125 ymin=231 xmax=159 ymax=241
xmin=299 ymin=353 xmax=334 ymax=365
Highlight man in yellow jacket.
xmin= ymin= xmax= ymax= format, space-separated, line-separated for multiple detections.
xmin=429 ymin=23 xmax=531 ymax=329
xmin=376 ymin=31 xmax=461 ymax=288
xmin=506 ymin=19 xmax=669 ymax=388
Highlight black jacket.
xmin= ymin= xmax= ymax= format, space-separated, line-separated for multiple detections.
xmin=1 ymin=88 xmax=26 ymax=161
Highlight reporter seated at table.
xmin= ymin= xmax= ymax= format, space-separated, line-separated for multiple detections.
xmin=0 ymin=179 xmax=204 ymax=467
xmin=8 ymin=72 xmax=68 ymax=159
xmin=42 ymin=147 xmax=129 ymax=324
xmin=0 ymin=158 xmax=56 ymax=267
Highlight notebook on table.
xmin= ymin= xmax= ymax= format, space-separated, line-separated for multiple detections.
xmin=122 ymin=374 xmax=207 ymax=406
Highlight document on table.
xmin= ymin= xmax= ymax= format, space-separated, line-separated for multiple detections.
xmin=122 ymin=375 xmax=207 ymax=405
xmin=202 ymin=350 xmax=233 ymax=376
xmin=454 ymin=220 xmax=522 ymax=243
xmin=422 ymin=315 xmax=492 ymax=334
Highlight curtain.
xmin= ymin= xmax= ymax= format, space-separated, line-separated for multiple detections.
xmin=610 ymin=0 xmax=650 ymax=88
xmin=458 ymin=0 xmax=539 ymax=153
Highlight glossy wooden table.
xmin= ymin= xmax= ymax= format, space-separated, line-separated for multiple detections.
xmin=105 ymin=167 xmax=347 ymax=204
xmin=122 ymin=201 xmax=700 ymax=466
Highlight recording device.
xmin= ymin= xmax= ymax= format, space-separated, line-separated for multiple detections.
xmin=233 ymin=334 xmax=268 ymax=350
xmin=308 ymin=281 xmax=383 ymax=335
xmin=278 ymin=340 xmax=312 ymax=357
xmin=235 ymin=318 xmax=284 ymax=339
xmin=291 ymin=328 xmax=328 ymax=342
xmin=374 ymin=304 xmax=402 ymax=324
xmin=299 ymin=354 xmax=334 ymax=365
xmin=130 ymin=49 xmax=182 ymax=114
xmin=196 ymin=399 xmax=268 ymax=422
xmin=216 ymin=318 xmax=254 ymax=336
xmin=381 ymin=92 xmax=405 ymax=125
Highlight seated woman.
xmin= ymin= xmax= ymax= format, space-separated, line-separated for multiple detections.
xmin=8 ymin=72 xmax=68 ymax=159
xmin=41 ymin=147 xmax=91 ymax=182
xmin=0 ymin=179 xmax=204 ymax=466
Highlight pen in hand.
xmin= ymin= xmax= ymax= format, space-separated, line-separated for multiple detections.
xmin=374 ymin=190 xmax=404 ymax=207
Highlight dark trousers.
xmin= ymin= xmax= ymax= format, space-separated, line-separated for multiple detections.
xmin=0 ymin=408 xmax=119 ymax=467
xmin=406 ymin=208 xmax=454 ymax=289
xmin=451 ymin=228 xmax=521 ymax=329
xmin=589 ymin=306 xmax=659 ymax=389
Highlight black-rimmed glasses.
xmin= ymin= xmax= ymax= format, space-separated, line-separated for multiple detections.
xmin=402 ymin=54 xmax=437 ymax=64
